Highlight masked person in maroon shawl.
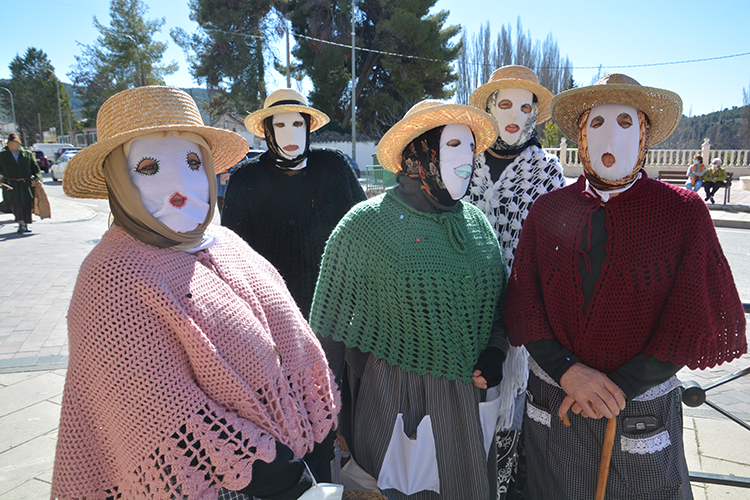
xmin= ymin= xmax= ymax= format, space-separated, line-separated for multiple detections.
xmin=504 ymin=74 xmax=747 ymax=500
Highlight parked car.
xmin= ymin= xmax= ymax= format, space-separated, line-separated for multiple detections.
xmin=343 ymin=153 xmax=361 ymax=178
xmin=50 ymin=151 xmax=78 ymax=182
xmin=31 ymin=150 xmax=51 ymax=173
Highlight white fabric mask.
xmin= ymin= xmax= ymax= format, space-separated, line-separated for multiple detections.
xmin=127 ymin=136 xmax=210 ymax=233
xmin=272 ymin=111 xmax=308 ymax=162
xmin=585 ymin=103 xmax=641 ymax=181
xmin=489 ymin=88 xmax=536 ymax=146
xmin=439 ymin=124 xmax=475 ymax=200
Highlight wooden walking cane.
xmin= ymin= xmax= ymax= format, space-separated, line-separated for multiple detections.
xmin=595 ymin=417 xmax=617 ymax=500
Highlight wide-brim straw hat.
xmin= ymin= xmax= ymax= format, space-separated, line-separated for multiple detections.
xmin=63 ymin=86 xmax=249 ymax=199
xmin=244 ymin=88 xmax=330 ymax=137
xmin=469 ymin=65 xmax=554 ymax=124
xmin=551 ymin=73 xmax=682 ymax=147
xmin=376 ymin=100 xmax=499 ymax=173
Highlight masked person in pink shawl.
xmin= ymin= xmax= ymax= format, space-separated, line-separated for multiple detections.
xmin=52 ymin=86 xmax=339 ymax=500
xmin=504 ymin=74 xmax=746 ymax=499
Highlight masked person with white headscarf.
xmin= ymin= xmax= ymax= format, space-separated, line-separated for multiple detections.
xmin=504 ymin=74 xmax=747 ymax=499
xmin=52 ymin=87 xmax=340 ymax=500
xmin=221 ymin=89 xmax=366 ymax=322
xmin=462 ymin=65 xmax=566 ymax=499
xmin=310 ymin=100 xmax=513 ymax=499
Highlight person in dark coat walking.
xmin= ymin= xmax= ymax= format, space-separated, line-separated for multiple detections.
xmin=0 ymin=133 xmax=42 ymax=233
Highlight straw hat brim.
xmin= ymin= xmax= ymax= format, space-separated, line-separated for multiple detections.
xmin=470 ymin=79 xmax=554 ymax=124
xmin=376 ymin=104 xmax=500 ymax=173
xmin=63 ymin=125 xmax=250 ymax=199
xmin=244 ymin=105 xmax=330 ymax=137
xmin=551 ymin=84 xmax=682 ymax=147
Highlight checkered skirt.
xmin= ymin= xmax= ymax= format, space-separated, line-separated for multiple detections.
xmin=522 ymin=369 xmax=692 ymax=499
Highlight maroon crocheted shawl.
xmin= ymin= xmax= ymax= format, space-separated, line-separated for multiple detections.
xmin=505 ymin=174 xmax=747 ymax=372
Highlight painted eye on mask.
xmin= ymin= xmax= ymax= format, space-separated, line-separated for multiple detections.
xmin=135 ymin=157 xmax=159 ymax=176
xmin=186 ymin=152 xmax=202 ymax=171
xmin=497 ymin=100 xmax=532 ymax=114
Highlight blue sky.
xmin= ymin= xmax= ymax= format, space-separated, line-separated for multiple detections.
xmin=2 ymin=0 xmax=748 ymax=117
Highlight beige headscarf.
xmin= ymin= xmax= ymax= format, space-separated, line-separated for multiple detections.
xmin=103 ymin=131 xmax=218 ymax=251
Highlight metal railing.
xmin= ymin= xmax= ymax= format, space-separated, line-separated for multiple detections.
xmin=682 ymin=302 xmax=750 ymax=489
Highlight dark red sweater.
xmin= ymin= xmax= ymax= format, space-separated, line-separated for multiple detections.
xmin=505 ymin=173 xmax=746 ymax=373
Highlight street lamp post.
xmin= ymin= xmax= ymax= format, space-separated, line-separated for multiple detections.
xmin=0 ymin=86 xmax=17 ymax=138
xmin=124 ymin=34 xmax=144 ymax=87
xmin=44 ymin=69 xmax=64 ymax=141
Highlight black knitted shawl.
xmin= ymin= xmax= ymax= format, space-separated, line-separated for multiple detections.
xmin=221 ymin=148 xmax=366 ymax=318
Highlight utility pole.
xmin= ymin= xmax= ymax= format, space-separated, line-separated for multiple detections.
xmin=286 ymin=26 xmax=291 ymax=88
xmin=124 ymin=34 xmax=144 ymax=86
xmin=351 ymin=0 xmax=356 ymax=163
xmin=55 ymin=79 xmax=63 ymax=140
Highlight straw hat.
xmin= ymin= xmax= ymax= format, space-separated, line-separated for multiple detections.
xmin=63 ymin=86 xmax=249 ymax=199
xmin=244 ymin=88 xmax=330 ymax=137
xmin=376 ymin=100 xmax=499 ymax=173
xmin=551 ymin=73 xmax=682 ymax=147
xmin=469 ymin=65 xmax=554 ymax=124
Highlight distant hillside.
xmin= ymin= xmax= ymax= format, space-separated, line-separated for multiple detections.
xmin=658 ymin=105 xmax=750 ymax=150
xmin=65 ymin=85 xmax=211 ymax=123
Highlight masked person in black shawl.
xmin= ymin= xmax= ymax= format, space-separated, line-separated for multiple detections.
xmin=222 ymin=88 xmax=366 ymax=321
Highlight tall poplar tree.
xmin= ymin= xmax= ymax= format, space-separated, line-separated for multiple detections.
xmin=69 ymin=0 xmax=178 ymax=125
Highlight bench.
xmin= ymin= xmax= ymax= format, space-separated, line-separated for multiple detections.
xmin=657 ymin=171 xmax=734 ymax=204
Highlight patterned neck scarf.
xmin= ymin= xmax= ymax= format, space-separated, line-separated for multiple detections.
xmin=263 ymin=113 xmax=312 ymax=170
xmin=400 ymin=127 xmax=461 ymax=207
xmin=578 ymin=108 xmax=651 ymax=192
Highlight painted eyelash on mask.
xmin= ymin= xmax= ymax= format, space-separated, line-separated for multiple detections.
xmin=186 ymin=151 xmax=202 ymax=171
xmin=134 ymin=156 xmax=160 ymax=176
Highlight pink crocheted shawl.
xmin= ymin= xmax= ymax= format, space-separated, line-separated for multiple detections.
xmin=52 ymin=225 xmax=339 ymax=500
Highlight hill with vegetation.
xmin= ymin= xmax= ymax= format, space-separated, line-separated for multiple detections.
xmin=658 ymin=105 xmax=750 ymax=150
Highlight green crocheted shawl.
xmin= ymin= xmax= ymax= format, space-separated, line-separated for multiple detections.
xmin=310 ymin=188 xmax=507 ymax=382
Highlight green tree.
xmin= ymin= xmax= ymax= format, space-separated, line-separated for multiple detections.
xmin=172 ymin=0 xmax=286 ymax=122
xmin=69 ymin=0 xmax=178 ymax=125
xmin=289 ymin=0 xmax=461 ymax=135
xmin=0 ymin=48 xmax=72 ymax=145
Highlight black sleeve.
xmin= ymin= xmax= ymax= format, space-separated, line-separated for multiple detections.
xmin=237 ymin=441 xmax=313 ymax=500
xmin=607 ymin=354 xmax=682 ymax=400
xmin=525 ymin=338 xmax=580 ymax=385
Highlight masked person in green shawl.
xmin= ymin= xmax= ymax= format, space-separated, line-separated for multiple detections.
xmin=311 ymin=100 xmax=516 ymax=499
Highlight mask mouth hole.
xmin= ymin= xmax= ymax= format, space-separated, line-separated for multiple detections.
xmin=169 ymin=192 xmax=187 ymax=208
xmin=601 ymin=153 xmax=616 ymax=168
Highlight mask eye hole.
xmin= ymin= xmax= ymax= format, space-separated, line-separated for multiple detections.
xmin=590 ymin=115 xmax=605 ymax=129
xmin=446 ymin=139 xmax=461 ymax=147
xmin=617 ymin=113 xmax=633 ymax=129
xmin=293 ymin=120 xmax=304 ymax=127
xmin=186 ymin=152 xmax=202 ymax=171
xmin=135 ymin=157 xmax=159 ymax=176
xmin=498 ymin=99 xmax=512 ymax=110
xmin=273 ymin=122 xmax=285 ymax=128
xmin=521 ymin=103 xmax=532 ymax=114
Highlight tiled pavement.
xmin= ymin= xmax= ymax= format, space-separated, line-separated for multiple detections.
xmin=1 ymin=176 xmax=749 ymax=499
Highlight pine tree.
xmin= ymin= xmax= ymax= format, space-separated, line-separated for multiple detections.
xmin=69 ymin=0 xmax=177 ymax=125
xmin=172 ymin=0 xmax=285 ymax=122
xmin=1 ymin=48 xmax=72 ymax=145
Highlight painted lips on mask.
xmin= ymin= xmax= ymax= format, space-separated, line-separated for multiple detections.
xmin=505 ymin=124 xmax=520 ymax=134
xmin=169 ymin=192 xmax=187 ymax=208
